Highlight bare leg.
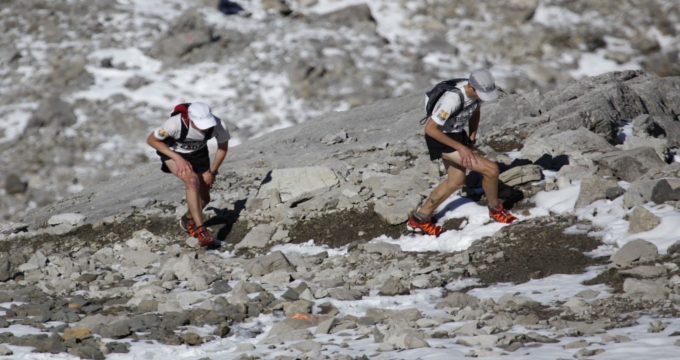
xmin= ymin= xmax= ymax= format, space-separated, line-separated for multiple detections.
xmin=164 ymin=160 xmax=206 ymax=227
xmin=442 ymin=151 xmax=501 ymax=206
xmin=197 ymin=174 xmax=211 ymax=214
xmin=418 ymin=159 xmax=467 ymax=216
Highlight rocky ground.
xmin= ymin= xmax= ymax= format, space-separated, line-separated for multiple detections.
xmin=0 ymin=71 xmax=678 ymax=358
xmin=1 ymin=0 xmax=680 ymax=222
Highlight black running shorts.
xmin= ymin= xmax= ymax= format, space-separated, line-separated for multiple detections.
xmin=157 ymin=146 xmax=210 ymax=174
xmin=425 ymin=130 xmax=470 ymax=161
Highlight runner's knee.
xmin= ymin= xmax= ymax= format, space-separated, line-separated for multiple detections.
xmin=481 ymin=161 xmax=499 ymax=179
xmin=185 ymin=175 xmax=200 ymax=190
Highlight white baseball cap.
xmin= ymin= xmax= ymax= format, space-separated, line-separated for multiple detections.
xmin=188 ymin=102 xmax=217 ymax=129
xmin=469 ymin=69 xmax=499 ymax=102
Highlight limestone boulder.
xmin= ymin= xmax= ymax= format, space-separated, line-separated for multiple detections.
xmin=257 ymin=167 xmax=339 ymax=202
xmin=575 ymin=176 xmax=620 ymax=208
xmin=591 ymin=147 xmax=666 ymax=182
xmin=611 ymin=239 xmax=659 ymax=266
xmin=520 ymin=127 xmax=616 ymax=165
xmin=628 ymin=206 xmax=661 ymax=234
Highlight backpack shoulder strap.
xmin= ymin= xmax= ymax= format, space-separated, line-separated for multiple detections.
xmin=170 ymin=103 xmax=191 ymax=142
xmin=420 ymin=78 xmax=467 ymax=125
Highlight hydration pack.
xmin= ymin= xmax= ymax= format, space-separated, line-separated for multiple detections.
xmin=420 ymin=78 xmax=467 ymax=125
xmin=164 ymin=103 xmax=214 ymax=146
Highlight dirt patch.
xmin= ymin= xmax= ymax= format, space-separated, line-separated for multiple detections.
xmin=472 ymin=217 xmax=608 ymax=285
xmin=9 ymin=204 xmax=616 ymax=298
xmin=2 ymin=213 xmax=240 ymax=256
xmin=1 ymin=215 xmax=179 ymax=256
xmin=583 ymin=255 xmax=680 ymax=293
xmin=583 ymin=267 xmax=625 ymax=293
xmin=485 ymin=138 xmax=525 ymax=153
xmin=289 ymin=206 xmax=409 ymax=248
xmin=443 ymin=217 xmax=467 ymax=231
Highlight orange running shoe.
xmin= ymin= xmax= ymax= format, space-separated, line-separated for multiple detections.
xmin=180 ymin=215 xmax=199 ymax=237
xmin=489 ymin=204 xmax=517 ymax=224
xmin=195 ymin=226 xmax=213 ymax=248
xmin=407 ymin=215 xmax=445 ymax=237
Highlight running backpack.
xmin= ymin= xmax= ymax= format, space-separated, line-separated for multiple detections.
xmin=420 ymin=78 xmax=467 ymax=125
xmin=163 ymin=103 xmax=214 ymax=146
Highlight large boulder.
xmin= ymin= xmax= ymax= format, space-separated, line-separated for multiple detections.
xmin=315 ymin=3 xmax=376 ymax=28
xmin=257 ymin=167 xmax=339 ymax=202
xmin=374 ymin=194 xmax=422 ymax=225
xmin=575 ymin=176 xmax=619 ymax=208
xmin=591 ymin=147 xmax=667 ymax=182
xmin=151 ymin=9 xmax=213 ymax=58
xmin=628 ymin=77 xmax=680 ymax=120
xmin=234 ymin=224 xmax=276 ymax=249
xmin=628 ymin=206 xmax=661 ymax=234
xmin=611 ymin=239 xmax=659 ymax=266
xmin=362 ymin=174 xmax=430 ymax=198
xmin=632 ymin=114 xmax=680 ymax=148
xmin=532 ymin=81 xmax=646 ymax=143
xmin=650 ymin=179 xmax=680 ymax=205
xmin=623 ymin=278 xmax=668 ymax=301
xmin=623 ymin=179 xmax=664 ymax=209
xmin=498 ymin=164 xmax=543 ymax=186
xmin=243 ymin=251 xmax=296 ymax=277
xmin=520 ymin=127 xmax=616 ymax=165
xmin=27 ymin=96 xmax=77 ymax=129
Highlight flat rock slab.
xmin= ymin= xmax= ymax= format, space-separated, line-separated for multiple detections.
xmin=374 ymin=194 xmax=421 ymax=225
xmin=235 ymin=224 xmax=276 ymax=249
xmin=257 ymin=167 xmax=339 ymax=202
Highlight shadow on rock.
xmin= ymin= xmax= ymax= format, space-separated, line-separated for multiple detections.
xmin=205 ymin=199 xmax=246 ymax=242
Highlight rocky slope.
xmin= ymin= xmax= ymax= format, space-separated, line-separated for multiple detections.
xmin=1 ymin=0 xmax=680 ymax=222
xmin=0 ymin=71 xmax=678 ymax=358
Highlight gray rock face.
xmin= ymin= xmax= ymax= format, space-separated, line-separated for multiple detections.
xmin=619 ymin=265 xmax=667 ymax=278
xmin=521 ymin=127 xmax=617 ymax=164
xmin=243 ymin=251 xmax=296 ymax=277
xmin=257 ymin=167 xmax=340 ymax=202
xmin=4 ymin=174 xmax=27 ymax=195
xmin=623 ymin=278 xmax=668 ymax=301
xmin=623 ymin=179 xmax=662 ymax=209
xmin=258 ymin=329 xmax=313 ymax=345
xmin=575 ymin=176 xmax=620 ymax=208
xmin=435 ymin=293 xmax=480 ymax=310
xmin=27 ymin=96 xmax=77 ymax=130
xmin=498 ymin=165 xmax=543 ymax=186
xmin=611 ymin=239 xmax=659 ymax=266
xmin=0 ymin=257 xmax=13 ymax=282
xmin=152 ymin=9 xmax=214 ymax=58
xmin=591 ymin=147 xmax=667 ymax=182
xmin=651 ymin=179 xmax=680 ymax=204
xmin=374 ymin=194 xmax=422 ymax=225
xmin=379 ymin=278 xmax=409 ymax=296
xmin=235 ymin=224 xmax=276 ymax=249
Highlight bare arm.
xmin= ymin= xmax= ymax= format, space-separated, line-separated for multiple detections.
xmin=203 ymin=141 xmax=229 ymax=187
xmin=467 ymin=106 xmax=481 ymax=142
xmin=146 ymin=132 xmax=193 ymax=179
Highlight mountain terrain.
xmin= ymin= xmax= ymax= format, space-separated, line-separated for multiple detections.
xmin=1 ymin=0 xmax=680 ymax=221
xmin=0 ymin=70 xmax=678 ymax=359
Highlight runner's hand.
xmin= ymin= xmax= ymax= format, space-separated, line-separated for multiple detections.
xmin=203 ymin=171 xmax=215 ymax=189
xmin=175 ymin=158 xmax=193 ymax=179
xmin=458 ymin=146 xmax=478 ymax=169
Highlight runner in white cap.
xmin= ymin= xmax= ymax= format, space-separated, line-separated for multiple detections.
xmin=408 ymin=69 xmax=517 ymax=237
xmin=147 ymin=102 xmax=231 ymax=247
